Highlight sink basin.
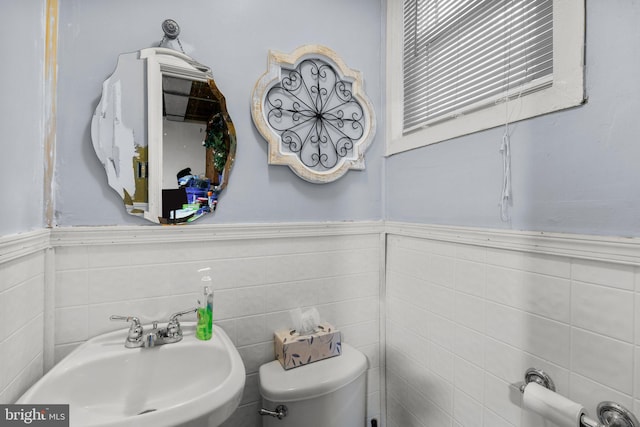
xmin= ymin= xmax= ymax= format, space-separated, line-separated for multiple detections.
xmin=17 ymin=323 xmax=245 ymax=427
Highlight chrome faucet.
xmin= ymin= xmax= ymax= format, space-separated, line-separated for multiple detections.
xmin=145 ymin=321 xmax=160 ymax=348
xmin=110 ymin=308 xmax=197 ymax=349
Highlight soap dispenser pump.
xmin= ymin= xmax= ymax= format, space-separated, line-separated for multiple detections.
xmin=196 ymin=268 xmax=213 ymax=340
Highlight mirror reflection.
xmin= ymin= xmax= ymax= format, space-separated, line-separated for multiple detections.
xmin=91 ymin=48 xmax=236 ymax=224
xmin=160 ymin=76 xmax=235 ymax=223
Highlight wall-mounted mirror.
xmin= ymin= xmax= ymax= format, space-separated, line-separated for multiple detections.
xmin=91 ymin=47 xmax=236 ymax=224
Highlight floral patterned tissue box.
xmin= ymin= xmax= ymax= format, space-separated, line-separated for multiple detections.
xmin=274 ymin=322 xmax=342 ymax=370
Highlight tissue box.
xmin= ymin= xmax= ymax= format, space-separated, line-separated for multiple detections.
xmin=274 ymin=322 xmax=342 ymax=370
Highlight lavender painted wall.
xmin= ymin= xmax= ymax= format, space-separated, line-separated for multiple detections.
xmin=0 ymin=1 xmax=46 ymax=236
xmin=3 ymin=1 xmax=639 ymax=237
xmin=55 ymin=0 xmax=384 ymax=226
xmin=385 ymin=1 xmax=640 ymax=237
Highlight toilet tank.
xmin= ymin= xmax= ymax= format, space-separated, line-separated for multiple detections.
xmin=259 ymin=343 xmax=368 ymax=427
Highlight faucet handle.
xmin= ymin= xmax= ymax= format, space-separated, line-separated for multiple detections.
xmin=110 ymin=315 xmax=144 ymax=344
xmin=168 ymin=307 xmax=197 ymax=322
xmin=110 ymin=315 xmax=141 ymax=325
xmin=165 ymin=307 xmax=197 ymax=342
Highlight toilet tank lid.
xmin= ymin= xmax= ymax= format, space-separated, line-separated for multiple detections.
xmin=259 ymin=343 xmax=368 ymax=402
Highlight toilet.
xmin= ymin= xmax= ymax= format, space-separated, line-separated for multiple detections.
xmin=258 ymin=343 xmax=368 ymax=427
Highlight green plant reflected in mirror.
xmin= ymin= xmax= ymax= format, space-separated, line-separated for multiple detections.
xmin=91 ymin=48 xmax=236 ymax=224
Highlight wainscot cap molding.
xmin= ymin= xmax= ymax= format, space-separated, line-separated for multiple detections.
xmin=50 ymin=221 xmax=385 ymax=247
xmin=386 ymin=221 xmax=640 ymax=266
xmin=10 ymin=222 xmax=640 ymax=267
xmin=0 ymin=229 xmax=51 ymax=262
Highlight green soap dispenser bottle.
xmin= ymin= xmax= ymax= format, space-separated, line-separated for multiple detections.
xmin=196 ymin=268 xmax=213 ymax=340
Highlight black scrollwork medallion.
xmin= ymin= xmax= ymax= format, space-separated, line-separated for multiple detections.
xmin=265 ymin=59 xmax=365 ymax=172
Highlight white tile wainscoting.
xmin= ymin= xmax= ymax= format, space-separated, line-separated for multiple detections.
xmin=0 ymin=230 xmax=49 ymax=403
xmin=3 ymin=222 xmax=640 ymax=427
xmin=50 ymin=222 xmax=384 ymax=427
xmin=385 ymin=222 xmax=640 ymax=427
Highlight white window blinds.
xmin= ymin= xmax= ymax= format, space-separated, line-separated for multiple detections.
xmin=403 ymin=0 xmax=553 ymax=133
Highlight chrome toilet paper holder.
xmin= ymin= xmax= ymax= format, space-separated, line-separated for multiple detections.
xmin=519 ymin=367 xmax=556 ymax=393
xmin=519 ymin=368 xmax=639 ymax=427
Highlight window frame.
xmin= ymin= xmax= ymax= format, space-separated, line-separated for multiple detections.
xmin=386 ymin=0 xmax=586 ymax=155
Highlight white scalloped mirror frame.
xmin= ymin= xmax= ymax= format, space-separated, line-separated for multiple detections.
xmin=251 ymin=45 xmax=376 ymax=184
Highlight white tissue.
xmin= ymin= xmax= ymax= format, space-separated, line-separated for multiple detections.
xmin=289 ymin=307 xmax=321 ymax=335
xmin=523 ymin=382 xmax=587 ymax=427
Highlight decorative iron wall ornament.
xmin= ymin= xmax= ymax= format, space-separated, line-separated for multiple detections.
xmin=252 ymin=45 xmax=376 ymax=183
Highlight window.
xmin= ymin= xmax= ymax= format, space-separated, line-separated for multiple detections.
xmin=386 ymin=0 xmax=585 ymax=155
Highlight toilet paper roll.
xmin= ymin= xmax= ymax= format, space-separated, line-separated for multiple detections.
xmin=522 ymin=382 xmax=587 ymax=427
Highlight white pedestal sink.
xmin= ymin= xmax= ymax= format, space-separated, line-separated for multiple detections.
xmin=17 ymin=323 xmax=245 ymax=427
